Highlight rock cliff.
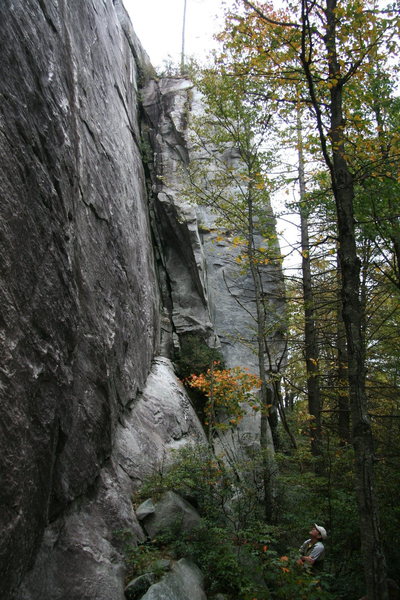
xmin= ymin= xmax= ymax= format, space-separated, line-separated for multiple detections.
xmin=0 ymin=1 xmax=285 ymax=598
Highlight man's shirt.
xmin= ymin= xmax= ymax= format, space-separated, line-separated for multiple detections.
xmin=299 ymin=538 xmax=325 ymax=564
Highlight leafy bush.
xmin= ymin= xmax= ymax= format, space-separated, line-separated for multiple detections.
xmin=134 ymin=444 xmax=234 ymax=521
xmin=129 ymin=445 xmax=338 ymax=599
xmin=115 ymin=531 xmax=168 ymax=585
xmin=185 ymin=365 xmax=261 ymax=437
xmin=174 ymin=333 xmax=224 ymax=379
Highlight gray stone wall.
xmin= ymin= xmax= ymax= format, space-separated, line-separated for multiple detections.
xmin=141 ymin=77 xmax=285 ymax=467
xmin=141 ymin=79 xmax=217 ymax=345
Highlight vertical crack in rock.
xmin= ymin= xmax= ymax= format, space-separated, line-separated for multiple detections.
xmin=141 ymin=78 xmax=217 ymax=345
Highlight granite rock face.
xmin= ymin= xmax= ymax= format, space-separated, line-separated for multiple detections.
xmin=141 ymin=79 xmax=217 ymax=345
xmin=0 ymin=0 xmax=159 ymax=596
xmin=141 ymin=78 xmax=286 ymax=462
xmin=141 ymin=77 xmax=286 ymax=369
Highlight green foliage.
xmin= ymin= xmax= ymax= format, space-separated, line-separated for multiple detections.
xmin=130 ymin=445 xmax=339 ymax=599
xmin=169 ymin=521 xmax=270 ymax=598
xmin=134 ymin=445 xmax=240 ymax=522
xmin=261 ymin=554 xmax=333 ymax=600
xmin=174 ymin=333 xmax=224 ymax=380
xmin=157 ymin=56 xmax=200 ymax=79
xmin=185 ymin=365 xmax=261 ymax=433
xmin=115 ymin=530 xmax=168 ymax=585
xmin=185 ymin=65 xmax=283 ymax=272
xmin=272 ymin=443 xmax=367 ymax=600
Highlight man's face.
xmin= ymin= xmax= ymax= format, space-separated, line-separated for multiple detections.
xmin=310 ymin=526 xmax=320 ymax=538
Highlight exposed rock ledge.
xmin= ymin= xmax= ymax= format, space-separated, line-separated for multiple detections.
xmin=18 ymin=358 xmax=206 ymax=600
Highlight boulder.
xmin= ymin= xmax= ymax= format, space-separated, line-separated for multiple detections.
xmin=140 ymin=491 xmax=201 ymax=539
xmin=125 ymin=573 xmax=157 ymax=600
xmin=140 ymin=559 xmax=207 ymax=600
xmin=136 ymin=499 xmax=156 ymax=521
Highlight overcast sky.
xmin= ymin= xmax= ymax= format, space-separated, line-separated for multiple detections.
xmin=122 ymin=0 xmax=232 ymax=70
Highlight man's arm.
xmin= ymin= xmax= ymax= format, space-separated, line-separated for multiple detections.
xmin=300 ymin=555 xmax=316 ymax=565
xmin=299 ymin=542 xmax=324 ymax=565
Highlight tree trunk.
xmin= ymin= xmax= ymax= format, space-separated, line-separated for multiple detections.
xmin=297 ymin=110 xmax=323 ymax=466
xmin=318 ymin=2 xmax=388 ymax=597
xmin=336 ymin=255 xmax=351 ymax=444
xmin=180 ymin=0 xmax=187 ymax=74
xmin=247 ymin=188 xmax=276 ymax=522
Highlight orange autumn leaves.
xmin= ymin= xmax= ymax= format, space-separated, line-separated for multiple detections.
xmin=185 ymin=363 xmax=261 ymax=431
xmin=279 ymin=555 xmax=290 ymax=573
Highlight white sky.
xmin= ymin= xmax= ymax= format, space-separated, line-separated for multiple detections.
xmin=122 ymin=0 xmax=232 ymax=70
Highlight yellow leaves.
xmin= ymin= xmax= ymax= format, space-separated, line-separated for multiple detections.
xmin=185 ymin=366 xmax=261 ymax=432
xmin=231 ymin=236 xmax=242 ymax=246
xmin=326 ymin=77 xmax=340 ymax=89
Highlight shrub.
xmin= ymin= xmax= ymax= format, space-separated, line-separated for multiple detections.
xmin=174 ymin=333 xmax=224 ymax=379
xmin=129 ymin=445 xmax=338 ymax=599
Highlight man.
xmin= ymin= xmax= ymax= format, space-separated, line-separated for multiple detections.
xmin=297 ymin=524 xmax=327 ymax=570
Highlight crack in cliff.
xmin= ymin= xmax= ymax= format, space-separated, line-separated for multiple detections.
xmin=78 ymin=183 xmax=109 ymax=223
xmin=79 ymin=117 xmax=113 ymax=162
xmin=37 ymin=0 xmax=59 ymax=34
xmin=113 ymin=82 xmax=141 ymax=149
xmin=113 ymin=0 xmax=156 ymax=87
xmin=59 ymin=0 xmax=81 ymax=225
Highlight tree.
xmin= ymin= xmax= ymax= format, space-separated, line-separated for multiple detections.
xmin=298 ymin=6 xmax=392 ymax=596
xmin=297 ymin=109 xmax=323 ymax=466
xmin=185 ymin=363 xmax=261 ymax=441
xmin=185 ymin=68 xmax=287 ymax=520
xmin=181 ymin=0 xmax=188 ymax=74
xmin=217 ymin=1 xmax=399 ymax=597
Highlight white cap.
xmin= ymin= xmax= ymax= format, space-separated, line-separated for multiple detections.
xmin=315 ymin=524 xmax=327 ymax=539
